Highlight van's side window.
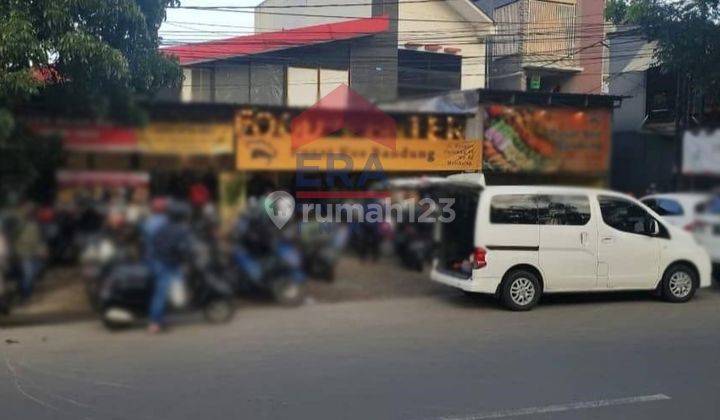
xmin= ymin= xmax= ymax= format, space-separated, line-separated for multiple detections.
xmin=490 ymin=194 xmax=538 ymax=225
xmin=599 ymin=195 xmax=656 ymax=235
xmin=538 ymin=195 xmax=591 ymax=226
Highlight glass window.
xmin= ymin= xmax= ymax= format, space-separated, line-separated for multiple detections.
xmin=642 ymin=198 xmax=684 ymax=216
xmin=599 ymin=196 xmax=656 ymax=235
xmin=538 ymin=195 xmax=591 ymax=226
xmin=490 ymin=194 xmax=538 ymax=225
xmin=701 ymin=196 xmax=720 ymax=215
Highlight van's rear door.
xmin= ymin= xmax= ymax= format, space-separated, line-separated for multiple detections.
xmin=432 ymin=183 xmax=481 ymax=278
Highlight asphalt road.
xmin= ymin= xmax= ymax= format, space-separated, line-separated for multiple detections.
xmin=2 ymin=285 xmax=720 ymax=420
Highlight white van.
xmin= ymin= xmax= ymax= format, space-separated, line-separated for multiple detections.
xmin=430 ymin=174 xmax=713 ymax=311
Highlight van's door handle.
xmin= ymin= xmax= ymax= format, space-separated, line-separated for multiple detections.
xmin=580 ymin=232 xmax=589 ymax=245
xmin=601 ymin=236 xmax=615 ymax=244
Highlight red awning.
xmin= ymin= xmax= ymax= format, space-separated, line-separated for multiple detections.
xmin=163 ymin=15 xmax=389 ymax=66
xmin=31 ymin=123 xmax=138 ymax=152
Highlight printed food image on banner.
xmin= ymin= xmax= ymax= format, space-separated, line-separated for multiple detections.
xmin=483 ymin=105 xmax=611 ymax=174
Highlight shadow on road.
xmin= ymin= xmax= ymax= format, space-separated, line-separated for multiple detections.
xmin=435 ymin=281 xmax=720 ymax=311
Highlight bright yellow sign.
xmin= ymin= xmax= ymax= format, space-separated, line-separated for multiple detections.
xmin=139 ymin=122 xmax=234 ymax=155
xmin=234 ymin=109 xmax=482 ymax=171
xmin=236 ymin=137 xmax=482 ymax=171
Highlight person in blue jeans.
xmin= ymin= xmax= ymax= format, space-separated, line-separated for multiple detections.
xmin=148 ymin=202 xmax=191 ymax=333
xmin=141 ymin=198 xmax=168 ymax=265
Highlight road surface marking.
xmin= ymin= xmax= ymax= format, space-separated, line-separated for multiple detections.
xmin=440 ymin=394 xmax=671 ymax=420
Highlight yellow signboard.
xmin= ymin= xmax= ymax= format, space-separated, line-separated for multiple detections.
xmin=235 ymin=109 xmax=482 ymax=171
xmin=236 ymin=137 xmax=481 ymax=171
xmin=139 ymin=122 xmax=234 ymax=155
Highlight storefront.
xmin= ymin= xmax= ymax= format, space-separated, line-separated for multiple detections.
xmin=223 ymin=96 xmax=485 ymax=221
xmin=32 ymin=103 xmax=236 ymax=208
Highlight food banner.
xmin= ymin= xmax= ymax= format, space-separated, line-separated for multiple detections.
xmin=234 ymin=108 xmax=482 ymax=171
xmin=138 ymin=122 xmax=234 ymax=155
xmin=683 ymin=129 xmax=720 ymax=175
xmin=483 ymin=104 xmax=611 ymax=174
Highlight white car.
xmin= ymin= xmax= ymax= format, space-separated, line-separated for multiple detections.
xmin=430 ymin=174 xmax=713 ymax=311
xmin=693 ymin=196 xmax=720 ymax=271
xmin=640 ymin=193 xmax=710 ymax=231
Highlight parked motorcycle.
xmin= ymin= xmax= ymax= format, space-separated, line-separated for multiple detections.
xmin=299 ymin=222 xmax=348 ymax=282
xmin=231 ymin=240 xmax=307 ymax=306
xmin=97 ymin=238 xmax=236 ymax=329
xmin=80 ymin=233 xmax=119 ymax=311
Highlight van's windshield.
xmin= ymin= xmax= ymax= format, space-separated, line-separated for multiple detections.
xmin=434 ymin=184 xmax=481 ymax=277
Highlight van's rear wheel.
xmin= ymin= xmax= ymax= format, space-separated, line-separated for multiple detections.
xmin=661 ymin=264 xmax=697 ymax=303
xmin=500 ymin=270 xmax=541 ymax=311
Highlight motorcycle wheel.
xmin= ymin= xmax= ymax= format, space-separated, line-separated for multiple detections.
xmin=101 ymin=307 xmax=133 ymax=330
xmin=313 ymin=260 xmax=335 ymax=282
xmin=203 ymin=298 xmax=236 ymax=324
xmin=271 ymin=279 xmax=306 ymax=307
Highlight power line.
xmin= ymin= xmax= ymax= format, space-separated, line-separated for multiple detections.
xmin=170 ymin=5 xmax=618 ymax=27
xmin=169 ymin=1 xmax=612 ymax=26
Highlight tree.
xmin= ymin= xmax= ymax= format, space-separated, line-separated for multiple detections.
xmin=0 ymin=0 xmax=182 ymax=201
xmin=607 ymin=0 xmax=720 ymax=188
xmin=606 ymin=0 xmax=720 ymax=98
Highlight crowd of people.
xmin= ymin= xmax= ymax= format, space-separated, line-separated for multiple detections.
xmin=0 ymin=179 xmax=439 ymax=329
xmin=0 ymin=183 xmax=219 ymax=324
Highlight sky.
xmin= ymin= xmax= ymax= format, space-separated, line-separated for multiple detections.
xmin=160 ymin=0 xmax=264 ymax=46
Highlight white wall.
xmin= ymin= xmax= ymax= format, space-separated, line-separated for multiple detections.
xmin=287 ymin=67 xmax=319 ymax=106
xmin=287 ymin=67 xmax=349 ymax=106
xmin=181 ymin=68 xmax=193 ymax=103
xmin=255 ymin=0 xmax=371 ymax=32
xmin=320 ymin=69 xmax=349 ymax=97
xmin=398 ymin=1 xmax=491 ymax=89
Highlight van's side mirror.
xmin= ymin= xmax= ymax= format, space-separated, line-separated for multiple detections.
xmin=647 ymin=219 xmax=660 ymax=236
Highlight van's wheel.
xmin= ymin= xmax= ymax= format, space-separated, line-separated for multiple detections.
xmin=271 ymin=279 xmax=306 ymax=307
xmin=661 ymin=264 xmax=697 ymax=303
xmin=500 ymin=269 xmax=541 ymax=311
xmin=204 ymin=298 xmax=236 ymax=324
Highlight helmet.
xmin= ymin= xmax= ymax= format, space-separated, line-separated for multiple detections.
xmin=151 ymin=197 xmax=169 ymax=213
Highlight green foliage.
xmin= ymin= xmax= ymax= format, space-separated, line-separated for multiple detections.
xmin=605 ymin=0 xmax=720 ymax=95
xmin=0 ymin=0 xmax=182 ymax=199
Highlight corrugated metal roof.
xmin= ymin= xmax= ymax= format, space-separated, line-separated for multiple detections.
xmin=162 ymin=15 xmax=389 ymax=66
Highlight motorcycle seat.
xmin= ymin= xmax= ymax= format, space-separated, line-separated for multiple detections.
xmin=107 ymin=263 xmax=153 ymax=291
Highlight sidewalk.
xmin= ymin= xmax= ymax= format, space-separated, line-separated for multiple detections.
xmin=3 ymin=267 xmax=93 ymax=327
xmin=2 ymin=256 xmax=445 ymax=327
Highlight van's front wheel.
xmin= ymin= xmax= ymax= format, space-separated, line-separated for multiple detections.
xmin=661 ymin=264 xmax=697 ymax=303
xmin=500 ymin=270 xmax=541 ymax=311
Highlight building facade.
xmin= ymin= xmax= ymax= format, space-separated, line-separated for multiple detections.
xmin=254 ymin=0 xmax=494 ymax=96
xmin=488 ymin=0 xmax=608 ymax=94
